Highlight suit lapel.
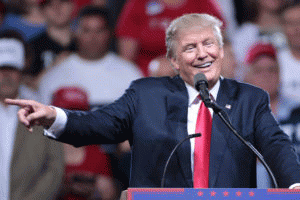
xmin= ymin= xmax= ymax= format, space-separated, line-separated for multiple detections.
xmin=209 ymin=78 xmax=238 ymax=187
xmin=165 ymin=76 xmax=193 ymax=187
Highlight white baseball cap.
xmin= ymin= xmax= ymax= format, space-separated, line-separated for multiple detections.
xmin=0 ymin=38 xmax=25 ymax=70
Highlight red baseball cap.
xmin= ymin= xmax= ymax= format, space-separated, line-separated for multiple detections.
xmin=245 ymin=43 xmax=277 ymax=64
xmin=52 ymin=87 xmax=90 ymax=111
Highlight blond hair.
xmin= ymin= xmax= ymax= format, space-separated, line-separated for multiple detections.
xmin=166 ymin=13 xmax=223 ymax=59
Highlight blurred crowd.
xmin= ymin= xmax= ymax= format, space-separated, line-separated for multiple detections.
xmin=1 ymin=0 xmax=300 ymax=199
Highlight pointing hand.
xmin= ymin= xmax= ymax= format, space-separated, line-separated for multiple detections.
xmin=4 ymin=99 xmax=57 ymax=132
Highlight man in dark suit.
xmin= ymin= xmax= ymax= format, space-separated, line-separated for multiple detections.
xmin=5 ymin=13 xmax=300 ymax=189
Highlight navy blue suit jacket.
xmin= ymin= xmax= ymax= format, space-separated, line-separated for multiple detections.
xmin=57 ymin=75 xmax=300 ymax=188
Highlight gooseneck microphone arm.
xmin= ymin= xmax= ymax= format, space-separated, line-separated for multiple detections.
xmin=161 ymin=133 xmax=201 ymax=188
xmin=211 ymin=105 xmax=278 ymax=188
xmin=194 ymin=73 xmax=278 ymax=188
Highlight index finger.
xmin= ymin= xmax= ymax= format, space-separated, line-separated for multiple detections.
xmin=4 ymin=98 xmax=34 ymax=107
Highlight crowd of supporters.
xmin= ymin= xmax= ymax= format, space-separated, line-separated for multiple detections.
xmin=1 ymin=0 xmax=300 ymax=199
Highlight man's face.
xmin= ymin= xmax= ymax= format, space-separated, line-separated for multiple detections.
xmin=258 ymin=0 xmax=282 ymax=12
xmin=76 ymin=16 xmax=111 ymax=60
xmin=26 ymin=0 xmax=41 ymax=5
xmin=0 ymin=68 xmax=22 ymax=99
xmin=44 ymin=0 xmax=74 ymax=28
xmin=281 ymin=6 xmax=300 ymax=50
xmin=246 ymin=56 xmax=279 ymax=97
xmin=170 ymin=26 xmax=224 ymax=89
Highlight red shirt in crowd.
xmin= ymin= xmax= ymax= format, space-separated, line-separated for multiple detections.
xmin=116 ymin=0 xmax=225 ymax=76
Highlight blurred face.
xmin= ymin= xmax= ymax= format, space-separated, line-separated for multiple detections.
xmin=221 ymin=43 xmax=237 ymax=79
xmin=25 ymin=0 xmax=40 ymax=6
xmin=44 ymin=0 xmax=74 ymax=27
xmin=281 ymin=6 xmax=300 ymax=50
xmin=76 ymin=15 xmax=111 ymax=60
xmin=258 ymin=0 xmax=283 ymax=12
xmin=246 ymin=56 xmax=279 ymax=97
xmin=91 ymin=0 xmax=107 ymax=6
xmin=0 ymin=68 xmax=22 ymax=100
xmin=170 ymin=26 xmax=224 ymax=89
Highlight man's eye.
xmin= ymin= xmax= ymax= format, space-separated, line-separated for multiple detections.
xmin=205 ymin=42 xmax=213 ymax=46
xmin=185 ymin=46 xmax=195 ymax=51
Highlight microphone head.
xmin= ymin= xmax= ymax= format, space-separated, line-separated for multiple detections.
xmin=194 ymin=73 xmax=208 ymax=91
xmin=193 ymin=133 xmax=202 ymax=138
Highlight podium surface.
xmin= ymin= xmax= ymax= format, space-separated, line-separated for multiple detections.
xmin=121 ymin=188 xmax=300 ymax=200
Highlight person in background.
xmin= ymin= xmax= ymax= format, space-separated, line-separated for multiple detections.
xmin=232 ymin=0 xmax=287 ymax=80
xmin=90 ymin=0 xmax=125 ymax=53
xmin=220 ymin=37 xmax=238 ymax=79
xmin=277 ymin=0 xmax=300 ymax=101
xmin=0 ymin=30 xmax=64 ymax=200
xmin=233 ymin=0 xmax=284 ymax=34
xmin=214 ymin=0 xmax=238 ymax=39
xmin=39 ymin=5 xmax=142 ymax=108
xmin=2 ymin=30 xmax=41 ymax=103
xmin=53 ymin=86 xmax=117 ymax=200
xmin=244 ymin=42 xmax=299 ymax=120
xmin=244 ymin=42 xmax=300 ymax=188
xmin=29 ymin=0 xmax=76 ymax=87
xmin=90 ymin=0 xmax=106 ymax=7
xmin=38 ymin=5 xmax=142 ymax=192
xmin=2 ymin=0 xmax=46 ymax=41
xmin=115 ymin=0 xmax=225 ymax=76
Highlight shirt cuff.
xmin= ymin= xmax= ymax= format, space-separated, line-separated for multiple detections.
xmin=44 ymin=106 xmax=67 ymax=139
xmin=289 ymin=183 xmax=300 ymax=189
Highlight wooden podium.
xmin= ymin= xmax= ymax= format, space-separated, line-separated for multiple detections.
xmin=120 ymin=188 xmax=300 ymax=200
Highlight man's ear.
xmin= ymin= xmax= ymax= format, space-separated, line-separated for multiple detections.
xmin=170 ymin=57 xmax=180 ymax=71
xmin=220 ymin=46 xmax=225 ymax=59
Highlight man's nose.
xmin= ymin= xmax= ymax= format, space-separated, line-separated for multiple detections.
xmin=196 ymin=45 xmax=207 ymax=60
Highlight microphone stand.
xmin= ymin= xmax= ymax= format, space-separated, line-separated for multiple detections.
xmin=161 ymin=133 xmax=201 ymax=188
xmin=204 ymin=100 xmax=279 ymax=188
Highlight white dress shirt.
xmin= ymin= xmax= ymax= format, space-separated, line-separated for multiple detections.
xmin=0 ymin=103 xmax=19 ymax=200
xmin=185 ymin=80 xmax=220 ymax=173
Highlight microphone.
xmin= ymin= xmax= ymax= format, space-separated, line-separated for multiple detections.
xmin=194 ymin=73 xmax=211 ymax=107
xmin=193 ymin=73 xmax=278 ymax=188
xmin=161 ymin=133 xmax=201 ymax=188
xmin=193 ymin=73 xmax=223 ymax=112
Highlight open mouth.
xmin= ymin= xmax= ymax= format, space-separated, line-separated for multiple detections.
xmin=194 ymin=62 xmax=212 ymax=68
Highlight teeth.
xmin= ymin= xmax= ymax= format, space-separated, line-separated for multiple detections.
xmin=197 ymin=62 xmax=212 ymax=68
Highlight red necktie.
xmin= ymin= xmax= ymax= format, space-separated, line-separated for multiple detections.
xmin=194 ymin=99 xmax=212 ymax=188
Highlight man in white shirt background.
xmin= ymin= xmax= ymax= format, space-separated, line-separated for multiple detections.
xmin=0 ymin=31 xmax=64 ymax=199
xmin=38 ymin=6 xmax=143 ymax=192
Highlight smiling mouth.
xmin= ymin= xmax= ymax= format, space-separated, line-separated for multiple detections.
xmin=194 ymin=62 xmax=212 ymax=68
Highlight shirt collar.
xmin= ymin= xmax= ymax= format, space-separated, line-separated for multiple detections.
xmin=185 ymin=78 xmax=221 ymax=106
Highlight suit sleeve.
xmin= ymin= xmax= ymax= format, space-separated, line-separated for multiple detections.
xmin=254 ymin=92 xmax=300 ymax=188
xmin=56 ymin=81 xmax=139 ymax=147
